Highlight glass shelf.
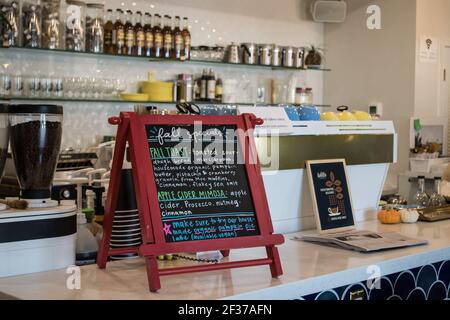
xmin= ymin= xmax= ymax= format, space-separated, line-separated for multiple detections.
xmin=0 ymin=46 xmax=332 ymax=72
xmin=0 ymin=95 xmax=331 ymax=107
xmin=0 ymin=96 xmax=250 ymax=105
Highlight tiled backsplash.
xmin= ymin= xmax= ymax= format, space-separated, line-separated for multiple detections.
xmin=0 ymin=0 xmax=325 ymax=150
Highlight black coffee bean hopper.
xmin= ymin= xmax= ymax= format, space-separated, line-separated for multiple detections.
xmin=8 ymin=104 xmax=64 ymax=208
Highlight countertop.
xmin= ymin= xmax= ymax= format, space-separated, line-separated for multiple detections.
xmin=1 ymin=219 xmax=450 ymax=300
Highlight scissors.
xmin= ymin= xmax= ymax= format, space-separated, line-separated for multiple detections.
xmin=176 ymin=102 xmax=201 ymax=115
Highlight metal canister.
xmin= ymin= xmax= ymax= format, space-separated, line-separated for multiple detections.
xmin=259 ymin=44 xmax=272 ymax=65
xmin=282 ymin=46 xmax=294 ymax=67
xmin=226 ymin=42 xmax=241 ymax=64
xmin=294 ymin=47 xmax=306 ymax=69
xmin=271 ymin=45 xmax=282 ymax=66
xmin=176 ymin=74 xmax=193 ymax=102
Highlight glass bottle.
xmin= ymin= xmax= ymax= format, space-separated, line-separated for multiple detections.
xmin=206 ymin=68 xmax=216 ymax=102
xmin=113 ymin=9 xmax=125 ymax=55
xmin=181 ymin=17 xmax=191 ymax=60
xmin=143 ymin=12 xmax=153 ymax=57
xmin=103 ymin=9 xmax=114 ymax=54
xmin=152 ymin=14 xmax=162 ymax=58
xmin=162 ymin=15 xmax=172 ymax=59
xmin=134 ymin=11 xmax=145 ymax=56
xmin=413 ymin=176 xmax=430 ymax=208
xmin=200 ymin=69 xmax=208 ymax=101
xmin=123 ymin=10 xmax=135 ymax=56
xmin=428 ymin=177 xmax=447 ymax=207
xmin=172 ymin=16 xmax=183 ymax=60
xmin=193 ymin=75 xmax=200 ymax=101
xmin=215 ymin=77 xmax=223 ymax=102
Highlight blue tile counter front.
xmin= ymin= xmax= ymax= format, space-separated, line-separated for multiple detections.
xmin=301 ymin=260 xmax=450 ymax=300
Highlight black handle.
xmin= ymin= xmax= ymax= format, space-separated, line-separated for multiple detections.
xmin=241 ymin=44 xmax=251 ymax=57
xmin=187 ymin=103 xmax=201 ymax=115
xmin=337 ymin=105 xmax=349 ymax=112
xmin=176 ymin=102 xmax=189 ymax=114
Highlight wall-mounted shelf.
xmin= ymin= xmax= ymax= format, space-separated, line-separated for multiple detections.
xmin=0 ymin=95 xmax=331 ymax=108
xmin=0 ymin=46 xmax=332 ymax=72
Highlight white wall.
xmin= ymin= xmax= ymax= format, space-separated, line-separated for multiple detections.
xmin=0 ymin=0 xmax=325 ymax=150
xmin=414 ymin=0 xmax=450 ymax=118
xmin=324 ymin=0 xmax=417 ymax=182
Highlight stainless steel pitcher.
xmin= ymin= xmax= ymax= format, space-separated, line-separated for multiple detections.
xmin=225 ymin=42 xmax=241 ymax=64
xmin=242 ymin=43 xmax=257 ymax=64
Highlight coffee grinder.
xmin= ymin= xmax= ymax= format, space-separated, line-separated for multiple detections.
xmin=0 ymin=104 xmax=77 ymax=278
xmin=0 ymin=104 xmax=9 ymax=211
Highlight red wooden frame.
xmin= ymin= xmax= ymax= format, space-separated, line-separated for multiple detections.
xmin=97 ymin=112 xmax=284 ymax=292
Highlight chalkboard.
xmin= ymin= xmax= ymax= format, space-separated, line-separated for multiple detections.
xmin=146 ymin=124 xmax=260 ymax=243
xmin=306 ymin=159 xmax=355 ymax=234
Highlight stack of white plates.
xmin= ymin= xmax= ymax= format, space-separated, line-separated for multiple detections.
xmin=110 ymin=209 xmax=142 ymax=260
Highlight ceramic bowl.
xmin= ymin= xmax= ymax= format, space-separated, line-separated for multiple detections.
xmin=321 ymin=111 xmax=339 ymax=121
xmin=338 ymin=111 xmax=357 ymax=121
xmin=353 ymin=110 xmax=373 ymax=121
xmin=298 ymin=106 xmax=320 ymax=121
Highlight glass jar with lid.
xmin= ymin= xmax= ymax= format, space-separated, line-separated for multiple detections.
xmin=42 ymin=0 xmax=61 ymax=49
xmin=295 ymin=88 xmax=305 ymax=105
xmin=64 ymin=0 xmax=86 ymax=51
xmin=21 ymin=0 xmax=42 ymax=48
xmin=1 ymin=0 xmax=20 ymax=47
xmin=305 ymin=88 xmax=313 ymax=105
xmin=86 ymin=3 xmax=104 ymax=53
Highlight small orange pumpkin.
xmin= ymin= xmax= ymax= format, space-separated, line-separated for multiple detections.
xmin=378 ymin=210 xmax=401 ymax=224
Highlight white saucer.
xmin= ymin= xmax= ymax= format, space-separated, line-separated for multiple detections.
xmin=23 ymin=198 xmax=58 ymax=209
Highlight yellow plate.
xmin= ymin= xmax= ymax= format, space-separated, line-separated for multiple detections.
xmin=120 ymin=93 xmax=150 ymax=101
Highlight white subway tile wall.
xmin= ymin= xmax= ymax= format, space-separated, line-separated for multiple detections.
xmin=0 ymin=0 xmax=325 ymax=150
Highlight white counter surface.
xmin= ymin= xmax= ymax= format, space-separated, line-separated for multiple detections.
xmin=0 ymin=219 xmax=449 ymax=300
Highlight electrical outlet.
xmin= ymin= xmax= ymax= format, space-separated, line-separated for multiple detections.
xmin=369 ymin=102 xmax=383 ymax=117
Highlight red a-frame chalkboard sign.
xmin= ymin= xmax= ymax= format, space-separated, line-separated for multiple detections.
xmin=97 ymin=112 xmax=284 ymax=292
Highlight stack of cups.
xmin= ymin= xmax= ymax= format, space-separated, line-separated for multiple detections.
xmin=110 ymin=167 xmax=142 ymax=260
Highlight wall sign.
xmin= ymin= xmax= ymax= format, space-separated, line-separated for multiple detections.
xmin=306 ymin=159 xmax=355 ymax=234
xmin=97 ymin=113 xmax=284 ymax=292
xmin=419 ymin=36 xmax=438 ymax=64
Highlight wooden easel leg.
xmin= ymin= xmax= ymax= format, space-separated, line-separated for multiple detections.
xmin=146 ymin=256 xmax=161 ymax=292
xmin=97 ymin=116 xmax=128 ymax=269
xmin=221 ymin=250 xmax=230 ymax=257
xmin=97 ymin=215 xmax=112 ymax=269
xmin=266 ymin=246 xmax=283 ymax=278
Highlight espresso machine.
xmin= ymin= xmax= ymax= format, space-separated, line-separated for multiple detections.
xmin=0 ymin=104 xmax=77 ymax=278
